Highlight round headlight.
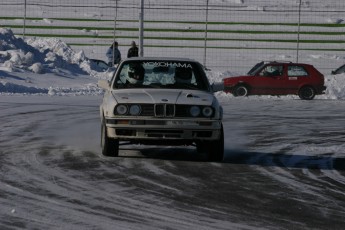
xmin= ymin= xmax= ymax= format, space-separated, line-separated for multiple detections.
xmin=202 ymin=106 xmax=213 ymax=117
xmin=116 ymin=104 xmax=128 ymax=115
xmin=129 ymin=105 xmax=141 ymax=115
xmin=190 ymin=106 xmax=200 ymax=117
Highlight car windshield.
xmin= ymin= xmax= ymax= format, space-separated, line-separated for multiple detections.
xmin=247 ymin=61 xmax=265 ymax=75
xmin=113 ymin=60 xmax=209 ymax=90
xmin=334 ymin=64 xmax=345 ymax=75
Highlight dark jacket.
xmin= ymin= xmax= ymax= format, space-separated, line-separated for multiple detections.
xmin=106 ymin=46 xmax=121 ymax=65
xmin=127 ymin=46 xmax=139 ymax=58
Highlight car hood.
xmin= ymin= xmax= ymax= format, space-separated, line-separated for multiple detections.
xmin=111 ymin=89 xmax=214 ymax=105
xmin=224 ymin=76 xmax=252 ymax=85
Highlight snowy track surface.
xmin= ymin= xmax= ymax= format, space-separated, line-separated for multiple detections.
xmin=1 ymin=95 xmax=344 ymax=230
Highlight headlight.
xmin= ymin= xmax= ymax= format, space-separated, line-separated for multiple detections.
xmin=129 ymin=105 xmax=141 ymax=115
xmin=115 ymin=104 xmax=128 ymax=115
xmin=190 ymin=106 xmax=200 ymax=117
xmin=202 ymin=106 xmax=213 ymax=117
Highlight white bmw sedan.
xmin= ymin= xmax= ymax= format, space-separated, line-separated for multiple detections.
xmin=98 ymin=57 xmax=224 ymax=161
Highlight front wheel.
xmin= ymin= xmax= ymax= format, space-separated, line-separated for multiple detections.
xmin=196 ymin=126 xmax=224 ymax=162
xmin=101 ymin=121 xmax=119 ymax=157
xmin=298 ymin=86 xmax=315 ymax=100
xmin=206 ymin=125 xmax=224 ymax=162
xmin=233 ymin=85 xmax=249 ymax=97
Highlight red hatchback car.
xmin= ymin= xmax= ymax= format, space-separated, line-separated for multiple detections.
xmin=223 ymin=61 xmax=326 ymax=100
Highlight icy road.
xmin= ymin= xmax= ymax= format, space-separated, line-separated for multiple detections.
xmin=0 ymin=95 xmax=345 ymax=230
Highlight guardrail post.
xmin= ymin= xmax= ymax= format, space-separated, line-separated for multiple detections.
xmin=139 ymin=0 xmax=144 ymax=57
xmin=296 ymin=0 xmax=302 ymax=63
xmin=23 ymin=0 xmax=27 ymax=39
xmin=203 ymin=0 xmax=209 ymax=67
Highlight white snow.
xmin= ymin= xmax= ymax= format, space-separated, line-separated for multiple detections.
xmin=0 ymin=28 xmax=112 ymax=95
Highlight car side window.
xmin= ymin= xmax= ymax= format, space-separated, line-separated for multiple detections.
xmin=259 ymin=65 xmax=283 ymax=77
xmin=288 ymin=66 xmax=308 ymax=76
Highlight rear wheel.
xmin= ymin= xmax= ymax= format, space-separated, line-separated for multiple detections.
xmin=298 ymin=86 xmax=315 ymax=100
xmin=233 ymin=85 xmax=249 ymax=97
xmin=101 ymin=121 xmax=119 ymax=157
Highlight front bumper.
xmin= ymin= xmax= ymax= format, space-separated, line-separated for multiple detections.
xmin=105 ymin=117 xmax=222 ymax=141
xmin=321 ymin=86 xmax=327 ymax=94
xmin=223 ymin=85 xmax=235 ymax=93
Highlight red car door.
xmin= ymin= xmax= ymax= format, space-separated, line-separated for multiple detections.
xmin=285 ymin=65 xmax=311 ymax=94
xmin=251 ymin=64 xmax=285 ymax=95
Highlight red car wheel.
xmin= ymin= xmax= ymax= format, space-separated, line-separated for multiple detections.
xmin=233 ymin=85 xmax=249 ymax=97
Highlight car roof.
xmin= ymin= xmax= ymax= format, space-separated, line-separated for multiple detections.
xmin=263 ymin=61 xmax=291 ymax=64
xmin=263 ymin=61 xmax=313 ymax=66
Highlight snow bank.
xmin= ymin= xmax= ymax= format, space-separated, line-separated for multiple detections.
xmin=0 ymin=28 xmax=112 ymax=95
xmin=0 ymin=81 xmax=48 ymax=94
xmin=324 ymin=73 xmax=345 ymax=99
xmin=0 ymin=28 xmax=109 ymax=75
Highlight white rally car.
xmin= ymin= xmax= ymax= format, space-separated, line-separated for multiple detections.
xmin=98 ymin=57 xmax=224 ymax=161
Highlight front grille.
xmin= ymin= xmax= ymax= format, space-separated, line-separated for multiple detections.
xmin=155 ymin=104 xmax=165 ymax=117
xmin=166 ymin=104 xmax=175 ymax=117
xmin=140 ymin=104 xmax=155 ymax=116
xmin=118 ymin=103 xmax=199 ymax=118
xmin=155 ymin=104 xmax=175 ymax=117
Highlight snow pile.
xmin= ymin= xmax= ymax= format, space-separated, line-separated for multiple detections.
xmin=324 ymin=73 xmax=345 ymax=99
xmin=0 ymin=28 xmax=112 ymax=95
xmin=25 ymin=36 xmax=89 ymax=74
xmin=0 ymin=28 xmax=111 ymax=75
xmin=1 ymin=28 xmax=82 ymax=74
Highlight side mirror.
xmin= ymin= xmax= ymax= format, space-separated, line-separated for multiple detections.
xmin=98 ymin=80 xmax=110 ymax=90
xmin=211 ymin=82 xmax=224 ymax=92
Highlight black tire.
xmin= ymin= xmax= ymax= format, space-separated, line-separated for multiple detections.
xmin=233 ymin=85 xmax=249 ymax=97
xmin=196 ymin=141 xmax=208 ymax=153
xmin=101 ymin=121 xmax=119 ymax=157
xmin=298 ymin=86 xmax=315 ymax=100
xmin=208 ymin=125 xmax=224 ymax=162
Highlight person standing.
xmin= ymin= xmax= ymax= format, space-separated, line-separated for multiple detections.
xmin=127 ymin=41 xmax=139 ymax=58
xmin=106 ymin=41 xmax=121 ymax=66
